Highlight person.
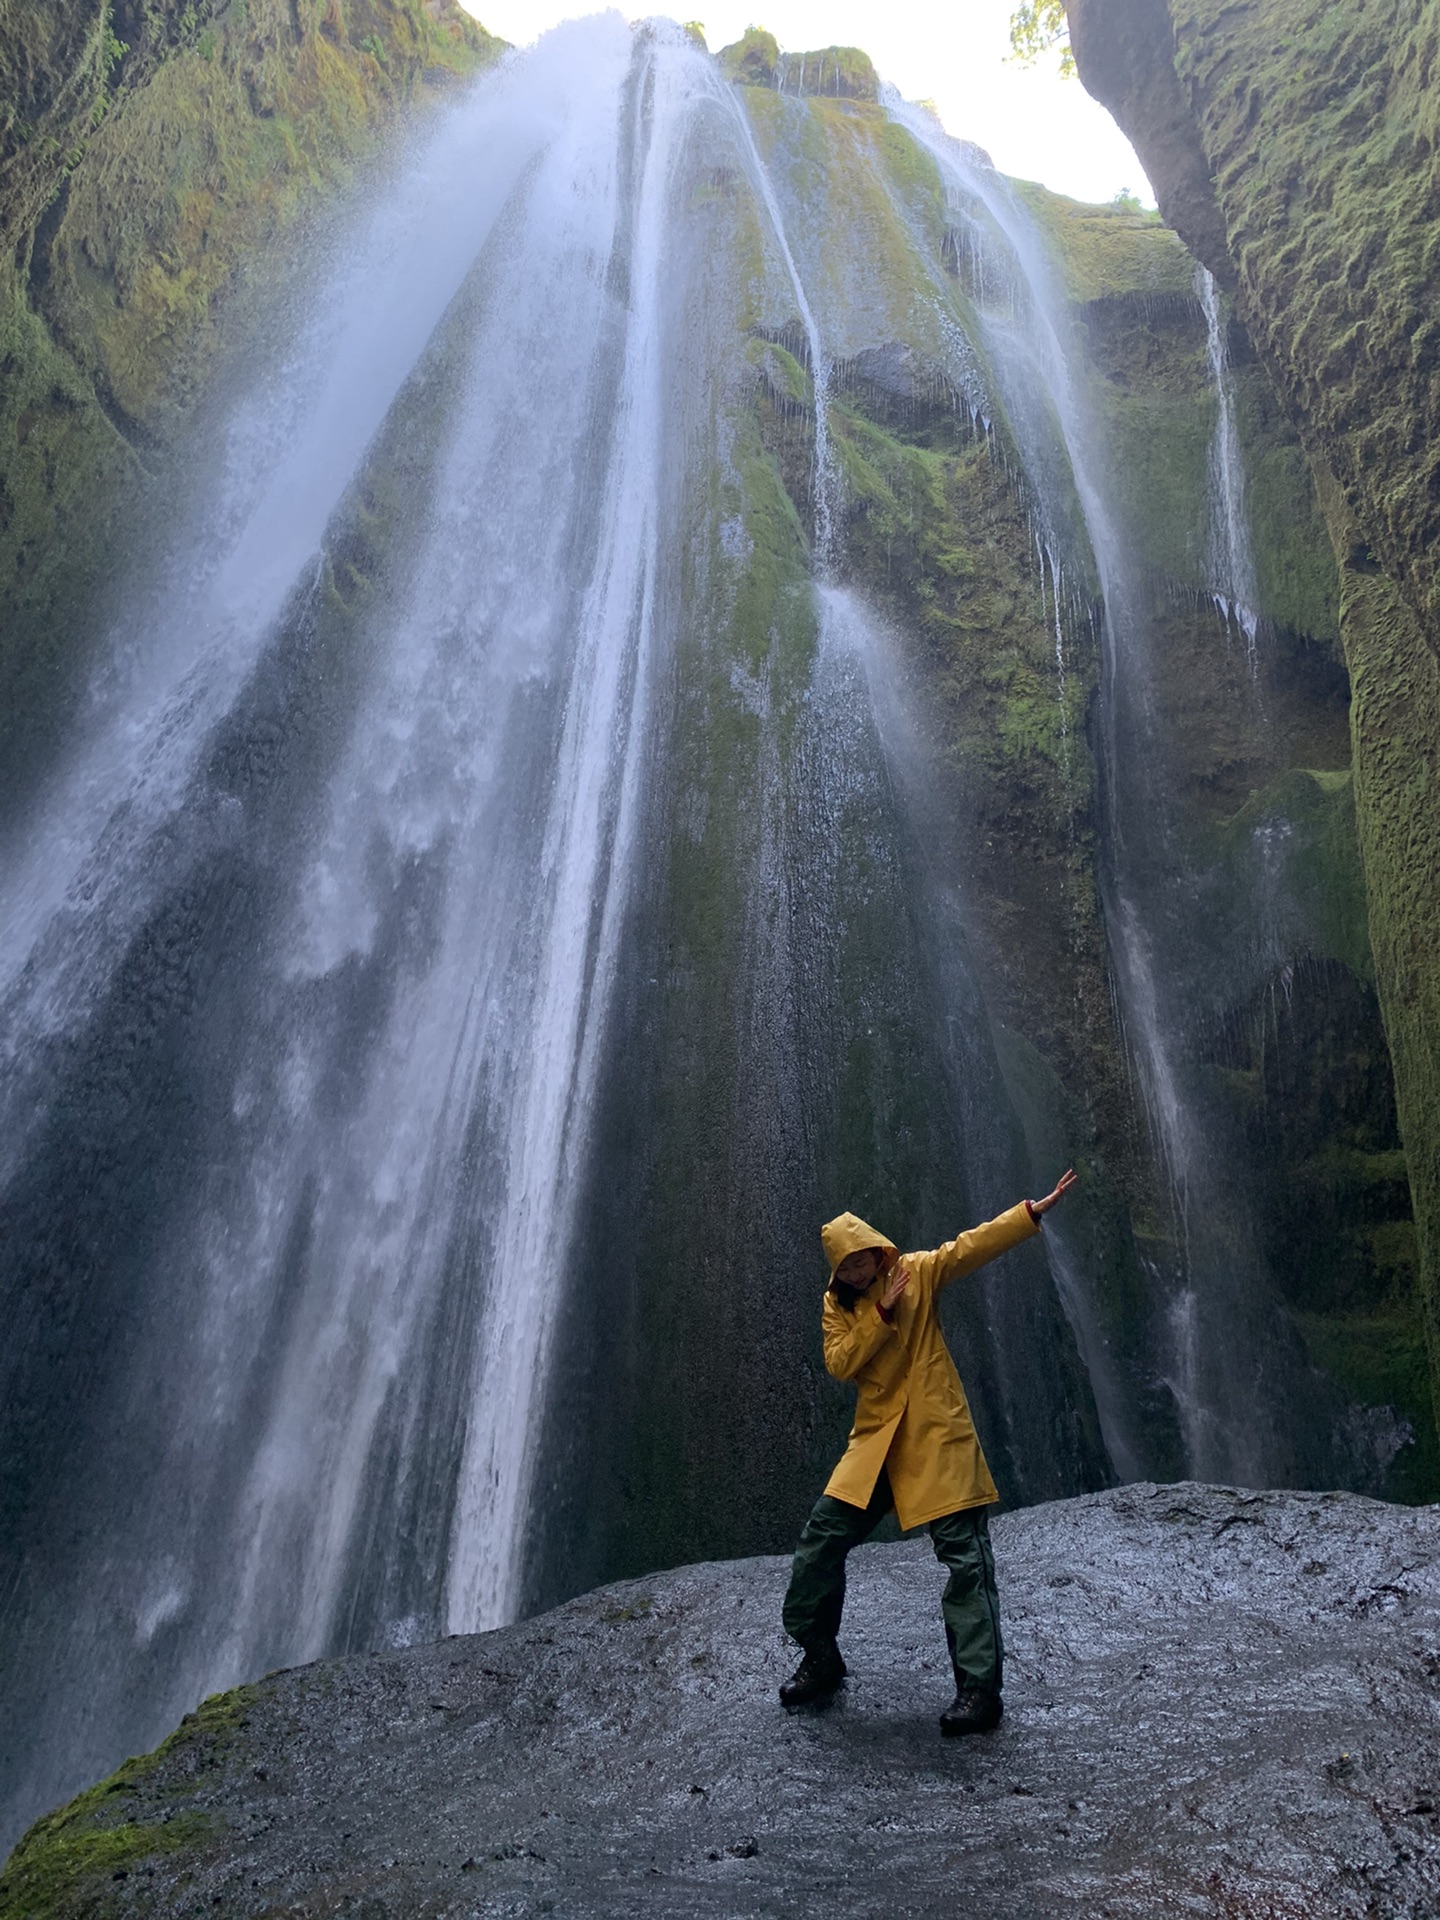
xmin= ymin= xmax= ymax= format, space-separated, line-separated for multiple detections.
xmin=779 ymin=1170 xmax=1078 ymax=1735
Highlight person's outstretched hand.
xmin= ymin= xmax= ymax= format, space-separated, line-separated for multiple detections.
xmin=880 ymin=1263 xmax=910 ymax=1310
xmin=1031 ymin=1168 xmax=1078 ymax=1215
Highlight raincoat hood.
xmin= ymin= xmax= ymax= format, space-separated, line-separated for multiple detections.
xmin=821 ymin=1212 xmax=899 ymax=1282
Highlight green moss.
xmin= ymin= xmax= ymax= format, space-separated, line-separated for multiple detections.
xmin=1018 ymin=181 xmax=1194 ymax=307
xmin=719 ymin=33 xmax=878 ymax=100
xmin=1339 ymin=547 xmax=1440 ymax=1457
xmin=738 ymin=90 xmax=960 ymax=366
xmin=1231 ymin=361 xmax=1339 ymax=645
xmin=1213 ymin=768 xmax=1373 ymax=982
xmin=0 ymin=266 xmax=136 ymax=641
xmin=1100 ymin=382 xmax=1213 ymax=584
xmin=772 ymin=44 xmax=878 ymax=101
xmin=1170 ymin=0 xmax=1440 ymax=658
xmin=0 ymin=1807 xmax=210 ymax=1918
xmin=716 ymin=26 xmax=778 ymax=86
xmin=872 ymin=116 xmax=943 ymax=209
xmin=750 ymin=334 xmax=811 ymax=410
xmin=1295 ymin=1295 xmax=1438 ymax=1505
xmin=0 ymin=1684 xmax=256 ymax=1917
xmin=42 ymin=0 xmax=498 ymax=428
xmin=0 ymin=0 xmax=114 ymax=252
xmin=829 ymin=396 xmax=1088 ymax=788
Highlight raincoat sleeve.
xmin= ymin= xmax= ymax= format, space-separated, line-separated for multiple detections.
xmin=821 ymin=1294 xmax=898 ymax=1381
xmin=929 ymin=1201 xmax=1039 ymax=1292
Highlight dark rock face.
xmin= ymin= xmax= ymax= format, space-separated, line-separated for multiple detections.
xmin=8 ymin=1484 xmax=1440 ymax=1917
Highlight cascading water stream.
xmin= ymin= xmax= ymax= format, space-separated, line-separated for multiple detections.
xmin=727 ymin=97 xmax=838 ymax=569
xmin=444 ymin=38 xmax=693 ymax=1634
xmin=1199 ymin=267 xmax=1261 ymax=657
xmin=0 ymin=79 xmax=552 ymax=1185
xmin=885 ymin=99 xmax=1293 ymax=1485
xmin=0 ymin=15 xmax=744 ymax=1846
xmin=733 ymin=87 xmax=1122 ymax=1489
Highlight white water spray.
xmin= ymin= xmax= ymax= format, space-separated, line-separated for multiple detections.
xmin=0 ymin=15 xmax=745 ymax=1838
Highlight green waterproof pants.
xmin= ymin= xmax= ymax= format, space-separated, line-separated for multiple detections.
xmin=781 ymin=1469 xmax=1004 ymax=1691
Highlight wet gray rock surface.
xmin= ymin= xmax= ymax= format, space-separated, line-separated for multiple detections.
xmin=18 ymin=1484 xmax=1440 ymax=1916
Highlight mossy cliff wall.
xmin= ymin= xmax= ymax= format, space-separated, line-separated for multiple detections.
xmin=1070 ymin=0 xmax=1440 ymax=1471
xmin=0 ymin=0 xmax=499 ymax=786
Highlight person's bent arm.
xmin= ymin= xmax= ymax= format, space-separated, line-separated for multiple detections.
xmin=822 ymin=1293 xmax=899 ymax=1381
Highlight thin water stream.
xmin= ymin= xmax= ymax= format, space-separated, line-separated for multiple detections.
xmin=886 ymin=100 xmax=1306 ymax=1488
xmin=1199 ymin=266 xmax=1262 ymax=654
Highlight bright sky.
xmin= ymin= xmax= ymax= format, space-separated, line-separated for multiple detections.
xmin=459 ymin=0 xmax=1155 ymax=207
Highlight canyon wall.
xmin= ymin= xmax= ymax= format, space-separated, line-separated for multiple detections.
xmin=1071 ymin=0 xmax=1440 ymax=1509
xmin=0 ymin=5 xmax=1433 ymax=1854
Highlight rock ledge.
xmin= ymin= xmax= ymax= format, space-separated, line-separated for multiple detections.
xmin=4 ymin=1484 xmax=1439 ymax=1917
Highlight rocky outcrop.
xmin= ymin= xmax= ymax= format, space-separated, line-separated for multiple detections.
xmin=5 ymin=1483 xmax=1439 ymax=1917
xmin=717 ymin=31 xmax=879 ymax=99
xmin=1070 ymin=0 xmax=1440 ymax=1493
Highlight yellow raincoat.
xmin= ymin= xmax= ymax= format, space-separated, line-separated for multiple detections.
xmin=820 ymin=1204 xmax=1039 ymax=1529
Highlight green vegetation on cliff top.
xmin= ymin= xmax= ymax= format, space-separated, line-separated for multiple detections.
xmin=719 ymin=29 xmax=878 ymax=99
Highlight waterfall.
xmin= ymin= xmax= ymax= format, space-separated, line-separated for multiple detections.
xmin=2 ymin=22 xmax=1326 ymax=1854
xmin=0 ymin=19 xmax=1114 ymax=1852
xmin=442 ymin=20 xmax=693 ymax=1639
xmin=1199 ymin=267 xmax=1261 ymax=656
xmin=725 ymin=88 xmax=1114 ymax=1504
xmin=885 ymin=97 xmax=1297 ymax=1488
xmin=0 ymin=15 xmax=748 ymax=1846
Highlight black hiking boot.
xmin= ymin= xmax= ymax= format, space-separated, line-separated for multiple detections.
xmin=779 ymin=1640 xmax=846 ymax=1708
xmin=939 ymin=1686 xmax=1003 ymax=1737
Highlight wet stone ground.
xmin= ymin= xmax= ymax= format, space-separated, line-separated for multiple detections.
xmin=10 ymin=1484 xmax=1440 ymax=1918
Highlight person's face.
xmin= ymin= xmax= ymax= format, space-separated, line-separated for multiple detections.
xmin=835 ymin=1247 xmax=884 ymax=1290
